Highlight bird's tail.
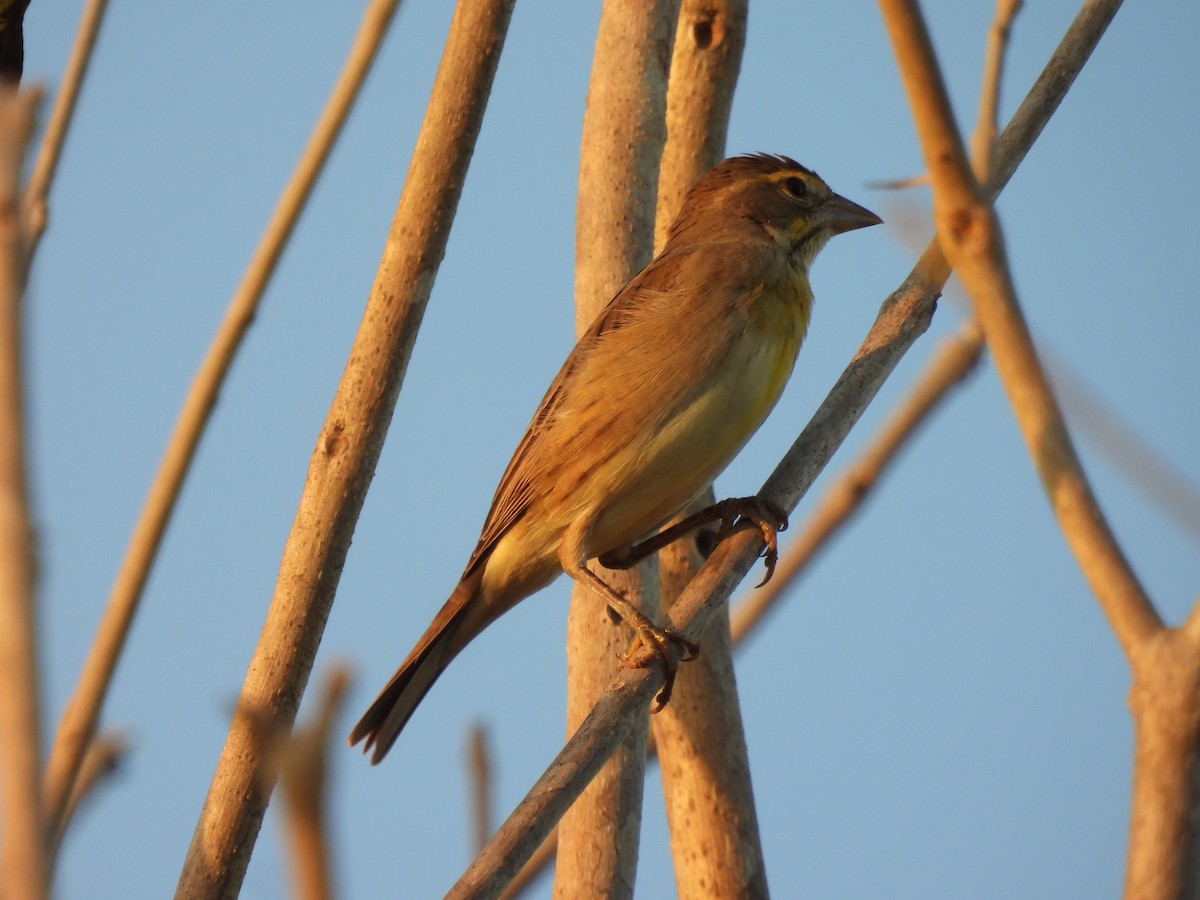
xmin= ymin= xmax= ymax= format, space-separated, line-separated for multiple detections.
xmin=349 ymin=570 xmax=484 ymax=764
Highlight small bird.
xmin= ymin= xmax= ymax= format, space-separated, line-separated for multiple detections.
xmin=351 ymin=154 xmax=880 ymax=763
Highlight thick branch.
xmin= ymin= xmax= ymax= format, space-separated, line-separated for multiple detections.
xmin=174 ymin=2 xmax=515 ymax=896
xmin=649 ymin=3 xmax=766 ymax=899
xmin=557 ymin=2 xmax=678 ymax=896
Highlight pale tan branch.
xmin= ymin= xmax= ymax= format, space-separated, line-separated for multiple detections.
xmin=557 ymin=2 xmax=678 ymax=896
xmin=451 ymin=5 xmax=1127 ymax=890
xmin=23 ymin=0 xmax=109 ymax=260
xmin=879 ymin=0 xmax=1157 ymax=655
xmin=1122 ymin=624 xmax=1200 ymax=898
xmin=653 ymin=0 xmax=746 ymax=254
xmin=649 ymin=3 xmax=765 ymax=898
xmin=277 ymin=667 xmax=351 ymax=900
xmin=467 ymin=723 xmax=492 ymax=856
xmin=1046 ymin=356 xmax=1200 ymax=543
xmin=0 ymin=84 xmax=45 ymax=900
xmin=972 ymin=0 xmax=1022 ymax=181
xmin=50 ymin=732 xmax=128 ymax=858
xmin=41 ymin=0 xmax=405 ymax=842
xmin=175 ymin=1 xmax=516 ymax=896
xmin=889 ymin=202 xmax=1200 ymax=544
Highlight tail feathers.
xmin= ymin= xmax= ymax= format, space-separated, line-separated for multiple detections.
xmin=349 ymin=576 xmax=480 ymax=764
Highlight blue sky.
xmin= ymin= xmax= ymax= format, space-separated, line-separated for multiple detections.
xmin=23 ymin=2 xmax=1199 ymax=897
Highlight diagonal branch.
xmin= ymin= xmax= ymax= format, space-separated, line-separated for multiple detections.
xmin=23 ymin=0 xmax=110 ymax=261
xmin=41 ymin=0 xmax=407 ymax=845
xmin=878 ymin=0 xmax=1157 ymax=655
xmin=174 ymin=1 xmax=516 ymax=896
xmin=449 ymin=3 xmax=1128 ymax=893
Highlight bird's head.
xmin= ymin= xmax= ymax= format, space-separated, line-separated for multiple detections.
xmin=668 ymin=153 xmax=882 ymax=269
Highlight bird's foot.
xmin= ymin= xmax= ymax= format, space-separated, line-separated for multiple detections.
xmin=618 ymin=617 xmax=701 ymax=712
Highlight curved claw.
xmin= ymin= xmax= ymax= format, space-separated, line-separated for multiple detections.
xmin=619 ymin=623 xmax=700 ymax=714
xmin=755 ymin=544 xmax=779 ymax=588
xmin=732 ymin=497 xmax=787 ymax=587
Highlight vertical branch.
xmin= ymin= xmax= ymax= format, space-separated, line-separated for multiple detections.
xmin=971 ymin=0 xmax=1021 ymax=181
xmin=41 ymin=0 xmax=405 ymax=843
xmin=652 ymin=0 xmax=745 ymax=253
xmin=649 ymin=3 xmax=766 ymax=898
xmin=556 ymin=2 xmax=679 ymax=896
xmin=0 ymin=85 xmax=44 ymax=900
xmin=466 ymin=723 xmax=492 ymax=856
xmin=277 ymin=667 xmax=351 ymax=900
xmin=175 ymin=1 xmax=516 ymax=896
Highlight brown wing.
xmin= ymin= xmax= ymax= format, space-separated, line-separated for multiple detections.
xmin=461 ymin=248 xmax=694 ymax=576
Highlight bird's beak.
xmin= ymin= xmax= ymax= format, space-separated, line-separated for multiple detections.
xmin=823 ymin=193 xmax=883 ymax=234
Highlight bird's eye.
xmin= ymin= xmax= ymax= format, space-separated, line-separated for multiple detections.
xmin=781 ymin=175 xmax=808 ymax=199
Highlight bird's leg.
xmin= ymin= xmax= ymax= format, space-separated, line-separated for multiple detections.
xmin=561 ymin=518 xmax=699 ymax=712
xmin=598 ymin=495 xmax=789 ymax=587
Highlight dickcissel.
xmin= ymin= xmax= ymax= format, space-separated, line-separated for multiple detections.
xmin=351 ymin=153 xmax=880 ymax=763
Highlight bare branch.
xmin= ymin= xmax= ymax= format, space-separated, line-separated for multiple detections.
xmin=649 ymin=3 xmax=767 ymax=898
xmin=467 ymin=723 xmax=492 ymax=857
xmin=277 ymin=667 xmax=352 ymax=900
xmin=878 ymin=4 xmax=1200 ymax=895
xmin=50 ymin=732 xmax=128 ymax=859
xmin=879 ymin=0 xmax=1157 ymax=654
xmin=0 ymin=83 xmax=45 ymax=900
xmin=41 ymin=0 xmax=406 ymax=841
xmin=557 ymin=2 xmax=678 ymax=895
xmin=23 ymin=0 xmax=109 ymax=260
xmin=175 ymin=2 xmax=516 ymax=896
xmin=972 ymin=0 xmax=1022 ymax=181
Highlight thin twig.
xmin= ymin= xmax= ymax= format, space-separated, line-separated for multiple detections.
xmin=23 ymin=0 xmax=110 ymax=260
xmin=40 ymin=0 xmax=405 ymax=842
xmin=1046 ymin=355 xmax=1200 ymax=542
xmin=887 ymin=201 xmax=1200 ymax=546
xmin=277 ymin=667 xmax=352 ymax=900
xmin=175 ymin=2 xmax=516 ymax=896
xmin=972 ymin=0 xmax=1022 ymax=181
xmin=450 ymin=3 xmax=1127 ymax=891
xmin=466 ymin=723 xmax=491 ymax=857
xmin=51 ymin=731 xmax=128 ymax=858
xmin=0 ymin=84 xmax=45 ymax=900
